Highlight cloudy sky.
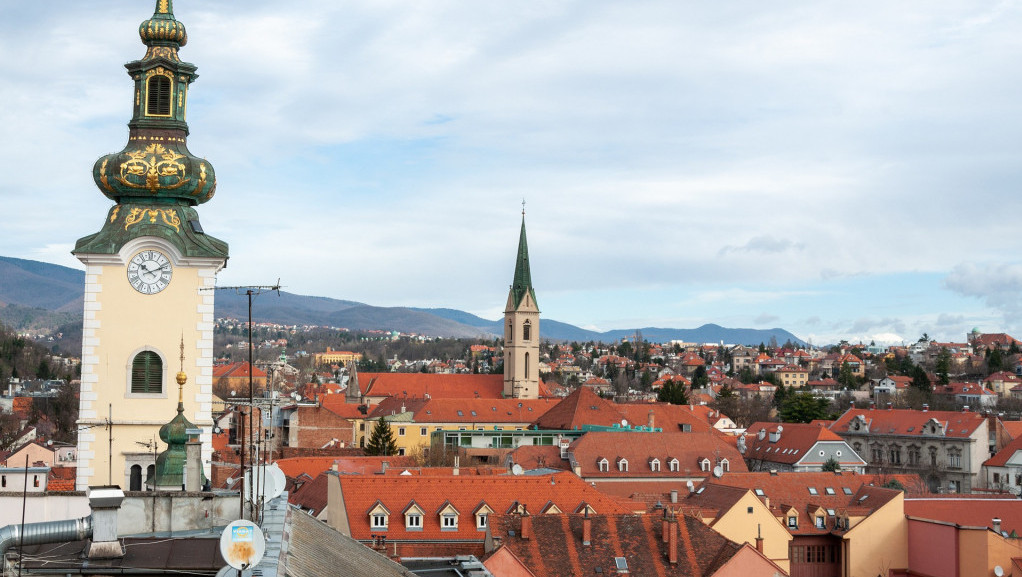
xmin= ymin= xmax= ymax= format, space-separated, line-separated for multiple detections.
xmin=2 ymin=0 xmax=1021 ymax=345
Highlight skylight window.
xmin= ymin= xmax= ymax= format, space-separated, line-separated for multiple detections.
xmin=827 ymin=509 xmax=836 ymax=516
xmin=754 ymin=489 xmax=764 ymax=496
xmin=457 ymin=410 xmax=464 ymax=416
xmin=842 ymin=487 xmax=853 ymax=495
xmin=808 ymin=487 xmax=818 ymax=495
xmin=825 ymin=488 xmax=835 ymax=495
xmin=471 ymin=410 xmax=477 ymax=416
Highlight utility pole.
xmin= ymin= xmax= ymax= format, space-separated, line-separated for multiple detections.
xmin=206 ymin=282 xmax=281 ymax=521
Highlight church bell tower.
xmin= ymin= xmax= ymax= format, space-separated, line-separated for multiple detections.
xmin=503 ymin=215 xmax=540 ymax=399
xmin=73 ymin=0 xmax=227 ymax=490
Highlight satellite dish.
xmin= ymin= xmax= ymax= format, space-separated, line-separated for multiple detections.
xmin=219 ymin=520 xmax=265 ymax=571
xmin=245 ymin=463 xmax=287 ymax=502
xmin=686 ymin=481 xmax=695 ymax=492
xmin=712 ymin=465 xmax=724 ymax=478
xmin=776 ymin=425 xmax=783 ymax=433
xmin=511 ymin=464 xmax=524 ymax=476
xmin=995 ymin=567 xmax=1004 ymax=577
xmin=295 ymin=394 xmax=302 ymax=402
xmin=621 ymin=419 xmax=629 ymax=428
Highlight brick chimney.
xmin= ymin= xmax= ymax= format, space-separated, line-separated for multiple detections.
xmin=667 ymin=516 xmax=678 ymax=565
xmin=755 ymin=524 xmax=763 ymax=553
xmin=647 ymin=409 xmax=655 ymax=430
xmin=582 ymin=510 xmax=592 ymax=546
xmin=661 ymin=510 xmax=669 ymax=544
xmin=521 ymin=513 xmax=532 ymax=540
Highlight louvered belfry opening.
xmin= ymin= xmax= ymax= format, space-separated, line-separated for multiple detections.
xmin=146 ymin=75 xmax=172 ymax=116
xmin=131 ymin=350 xmax=163 ymax=393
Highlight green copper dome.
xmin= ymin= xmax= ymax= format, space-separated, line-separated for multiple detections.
xmin=152 ymin=370 xmax=207 ymax=489
xmin=77 ymin=0 xmax=227 ymax=260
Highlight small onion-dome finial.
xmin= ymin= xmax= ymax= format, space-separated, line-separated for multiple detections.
xmin=139 ymin=0 xmax=187 ymax=47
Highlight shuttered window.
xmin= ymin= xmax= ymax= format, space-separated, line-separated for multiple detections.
xmin=131 ymin=351 xmax=162 ymax=394
xmin=146 ymin=75 xmax=172 ymax=116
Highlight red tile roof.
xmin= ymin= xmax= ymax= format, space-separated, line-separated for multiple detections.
xmin=830 ymin=408 xmax=986 ymax=438
xmin=489 ymin=512 xmax=749 ymax=577
xmin=212 ymin=362 xmax=267 ymax=379
xmin=275 ymin=457 xmax=341 ymax=479
xmin=694 ymin=471 xmax=915 ymax=534
xmin=507 ymin=445 xmax=571 ymax=472
xmin=289 ymin=472 xmax=329 ymax=516
xmin=358 ymin=373 xmax=552 ymax=400
xmin=743 ymin=422 xmax=859 ymax=466
xmin=335 ymin=471 xmax=632 ymax=542
xmin=1002 ymin=420 xmax=1022 ymax=440
xmin=905 ymin=497 xmax=1022 ymax=535
xmin=46 ymin=467 xmax=76 ymax=492
xmin=984 ymin=434 xmax=1022 ymax=467
xmin=568 ymin=431 xmax=747 ymax=478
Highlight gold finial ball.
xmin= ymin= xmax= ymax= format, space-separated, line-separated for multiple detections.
xmin=176 ymin=371 xmax=188 ymax=386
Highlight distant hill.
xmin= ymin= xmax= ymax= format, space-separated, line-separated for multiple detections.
xmin=0 ymin=255 xmax=805 ymax=345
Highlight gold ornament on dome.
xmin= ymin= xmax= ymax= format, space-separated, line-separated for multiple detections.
xmin=144 ymin=46 xmax=180 ymax=62
xmin=109 ymin=206 xmax=120 ymax=223
xmin=124 ymin=207 xmax=181 ymax=232
xmin=98 ymin=159 xmax=114 ymax=194
xmin=117 ymin=143 xmax=190 ymax=192
xmin=158 ymin=0 xmax=170 ymax=14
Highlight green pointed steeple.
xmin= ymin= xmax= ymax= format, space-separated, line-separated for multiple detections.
xmin=510 ymin=216 xmax=537 ymax=310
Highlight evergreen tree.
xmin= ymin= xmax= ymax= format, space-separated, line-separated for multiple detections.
xmin=779 ymin=392 xmax=831 ymax=423
xmin=657 ymin=380 xmax=689 ymax=405
xmin=821 ymin=457 xmax=840 ymax=472
xmin=910 ymin=365 xmax=930 ymax=392
xmin=365 ymin=417 xmax=399 ymax=456
xmin=988 ymin=348 xmax=1005 ymax=373
xmin=691 ymin=365 xmax=709 ymax=389
xmin=935 ymin=347 xmax=951 ymax=385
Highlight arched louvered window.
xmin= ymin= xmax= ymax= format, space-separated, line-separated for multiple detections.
xmin=523 ymin=320 xmax=532 ymax=341
xmin=146 ymin=75 xmax=172 ymax=116
xmin=131 ymin=351 xmax=163 ymax=394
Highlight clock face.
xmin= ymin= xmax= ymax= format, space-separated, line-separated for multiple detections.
xmin=127 ymin=250 xmax=173 ymax=295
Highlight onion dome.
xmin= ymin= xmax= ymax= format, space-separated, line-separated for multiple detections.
xmin=93 ymin=141 xmax=216 ymax=205
xmin=139 ymin=0 xmax=187 ymax=47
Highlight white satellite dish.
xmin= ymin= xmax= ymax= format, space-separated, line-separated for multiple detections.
xmin=686 ymin=480 xmax=695 ymax=492
xmin=295 ymin=394 xmax=302 ymax=402
xmin=245 ymin=463 xmax=287 ymax=502
xmin=511 ymin=464 xmax=524 ymax=476
xmin=219 ymin=520 xmax=266 ymax=571
xmin=712 ymin=465 xmax=724 ymax=478
xmin=994 ymin=567 xmax=1004 ymax=577
xmin=621 ymin=419 xmax=629 ymax=428
xmin=776 ymin=425 xmax=783 ymax=433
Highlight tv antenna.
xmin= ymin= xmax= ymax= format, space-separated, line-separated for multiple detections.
xmin=204 ymin=281 xmax=282 ymax=521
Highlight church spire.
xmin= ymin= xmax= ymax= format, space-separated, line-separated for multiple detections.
xmin=509 ymin=216 xmax=537 ymax=310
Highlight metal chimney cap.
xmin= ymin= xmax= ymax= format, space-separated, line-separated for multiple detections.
xmin=87 ymin=485 xmax=125 ymax=508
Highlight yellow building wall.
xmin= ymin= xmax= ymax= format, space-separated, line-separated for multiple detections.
xmin=957 ymin=529 xmax=1022 ymax=577
xmin=844 ymin=493 xmax=908 ymax=577
xmin=709 ymin=491 xmax=792 ymax=573
xmin=77 ymin=245 xmax=219 ymax=490
xmin=378 ymin=420 xmax=533 ymax=455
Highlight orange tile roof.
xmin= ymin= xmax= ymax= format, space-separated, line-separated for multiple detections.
xmin=332 ymin=456 xmax=417 ymax=475
xmin=336 ymin=471 xmax=632 ymax=541
xmin=318 ymin=394 xmax=376 ymax=419
xmin=905 ymin=497 xmax=1022 ymax=534
xmin=46 ymin=467 xmax=76 ymax=492
xmin=212 ymin=362 xmax=267 ymax=379
xmin=275 ymin=457 xmax=341 ymax=479
xmin=1002 ymin=420 xmax=1022 ymax=440
xmin=507 ymin=445 xmax=571 ymax=472
xmin=569 ymin=431 xmax=747 ymax=477
xmin=358 ymin=373 xmax=552 ymax=400
xmin=410 ymin=398 xmax=558 ymax=424
xmin=616 ymin=403 xmax=714 ymax=434
xmin=830 ymin=408 xmax=986 ymax=438
xmin=693 ymin=471 xmax=914 ymax=534
xmin=490 ymin=512 xmax=748 ymax=577
xmin=743 ymin=422 xmax=860 ymax=466
xmin=984 ymin=434 xmax=1022 ymax=467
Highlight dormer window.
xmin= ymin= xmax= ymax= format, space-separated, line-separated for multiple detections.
xmin=598 ymin=458 xmax=609 ymax=472
xmin=668 ymin=458 xmax=679 ymax=472
xmin=437 ymin=502 xmax=460 ymax=531
xmin=474 ymin=503 xmax=493 ymax=531
xmin=649 ymin=458 xmax=661 ymax=472
xmin=816 ymin=516 xmax=825 ymax=529
xmin=788 ymin=515 xmax=798 ymax=528
xmin=404 ymin=502 xmax=425 ymax=531
xmin=369 ymin=501 xmax=390 ymax=530
xmin=145 ymin=73 xmax=172 ymax=117
xmin=617 ymin=458 xmax=629 ymax=472
xmin=719 ymin=458 xmax=729 ymax=472
xmin=700 ymin=458 xmax=711 ymax=472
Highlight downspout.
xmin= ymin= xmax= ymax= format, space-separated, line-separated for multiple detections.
xmin=0 ymin=516 xmax=93 ymax=557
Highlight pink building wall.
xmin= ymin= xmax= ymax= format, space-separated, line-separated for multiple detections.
xmin=908 ymin=518 xmax=958 ymax=577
